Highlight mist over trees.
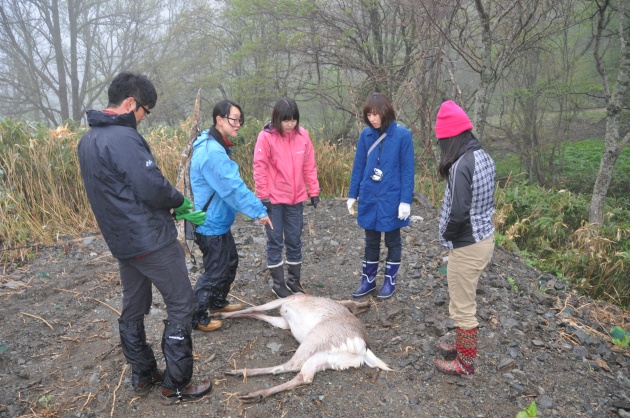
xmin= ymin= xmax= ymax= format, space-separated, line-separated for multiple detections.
xmin=0 ymin=0 xmax=628 ymax=222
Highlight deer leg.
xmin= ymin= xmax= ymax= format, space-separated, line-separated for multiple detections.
xmin=218 ymin=312 xmax=290 ymax=329
xmin=337 ymin=300 xmax=371 ymax=315
xmin=217 ymin=298 xmax=290 ymax=319
xmin=237 ymin=351 xmax=366 ymax=403
xmin=224 ymin=346 xmax=307 ymax=378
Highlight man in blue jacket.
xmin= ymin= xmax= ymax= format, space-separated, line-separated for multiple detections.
xmin=78 ymin=72 xmax=211 ymax=401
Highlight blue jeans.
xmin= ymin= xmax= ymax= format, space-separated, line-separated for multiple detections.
xmin=265 ymin=203 xmax=303 ymax=266
xmin=364 ymin=228 xmax=401 ymax=262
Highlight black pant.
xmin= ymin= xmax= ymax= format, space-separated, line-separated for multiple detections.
xmin=192 ymin=231 xmax=238 ymax=326
xmin=364 ymin=228 xmax=402 ymax=262
xmin=117 ymin=240 xmax=196 ymax=390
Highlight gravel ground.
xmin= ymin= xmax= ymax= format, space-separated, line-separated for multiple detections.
xmin=1 ymin=197 xmax=629 ymax=418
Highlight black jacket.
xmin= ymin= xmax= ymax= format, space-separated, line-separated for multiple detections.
xmin=78 ymin=110 xmax=184 ymax=259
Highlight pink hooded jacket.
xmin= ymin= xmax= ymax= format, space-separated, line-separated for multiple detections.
xmin=253 ymin=124 xmax=320 ymax=205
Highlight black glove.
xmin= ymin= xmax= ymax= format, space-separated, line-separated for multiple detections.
xmin=310 ymin=196 xmax=320 ymax=208
xmin=262 ymin=199 xmax=272 ymax=215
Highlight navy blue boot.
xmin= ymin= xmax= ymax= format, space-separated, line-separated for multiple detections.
xmin=352 ymin=260 xmax=378 ymax=298
xmin=377 ymin=261 xmax=400 ymax=299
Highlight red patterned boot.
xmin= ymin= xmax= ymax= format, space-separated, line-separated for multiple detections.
xmin=435 ymin=327 xmax=477 ymax=376
xmin=437 ymin=340 xmax=457 ymax=360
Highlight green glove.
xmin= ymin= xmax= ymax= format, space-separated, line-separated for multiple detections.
xmin=176 ymin=210 xmax=206 ymax=225
xmin=174 ymin=197 xmax=193 ymax=216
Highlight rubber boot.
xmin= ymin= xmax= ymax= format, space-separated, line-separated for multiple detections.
xmin=118 ymin=318 xmax=161 ymax=395
xmin=352 ymin=260 xmax=378 ymax=298
xmin=435 ymin=327 xmax=477 ymax=376
xmin=269 ymin=265 xmax=292 ymax=298
xmin=286 ymin=263 xmax=305 ymax=294
xmin=438 ymin=340 xmax=458 ymax=360
xmin=377 ymin=261 xmax=400 ymax=299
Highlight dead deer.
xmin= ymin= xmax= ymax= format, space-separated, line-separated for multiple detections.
xmin=214 ymin=294 xmax=393 ymax=403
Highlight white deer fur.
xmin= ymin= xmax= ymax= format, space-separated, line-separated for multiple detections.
xmin=215 ymin=294 xmax=393 ymax=403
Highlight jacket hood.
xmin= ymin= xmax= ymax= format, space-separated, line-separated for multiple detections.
xmin=86 ymin=109 xmax=137 ymax=129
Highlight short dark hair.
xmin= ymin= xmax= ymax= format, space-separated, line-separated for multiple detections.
xmin=438 ymin=130 xmax=475 ymax=179
xmin=362 ymin=92 xmax=395 ymax=131
xmin=107 ymin=72 xmax=157 ymax=109
xmin=212 ymin=99 xmax=244 ymax=126
xmin=271 ymin=98 xmax=300 ymax=137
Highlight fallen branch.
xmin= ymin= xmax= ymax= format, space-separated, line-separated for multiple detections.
xmin=110 ymin=365 xmax=127 ymax=418
xmin=21 ymin=312 xmax=54 ymax=330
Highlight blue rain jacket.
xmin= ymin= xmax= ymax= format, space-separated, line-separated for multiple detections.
xmin=190 ymin=129 xmax=267 ymax=236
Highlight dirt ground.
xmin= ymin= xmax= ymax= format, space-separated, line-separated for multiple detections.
xmin=1 ymin=197 xmax=629 ymax=418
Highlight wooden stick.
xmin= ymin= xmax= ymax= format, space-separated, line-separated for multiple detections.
xmin=20 ymin=312 xmax=54 ymax=330
xmin=111 ymin=365 xmax=127 ymax=418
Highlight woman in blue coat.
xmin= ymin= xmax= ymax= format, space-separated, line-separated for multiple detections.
xmin=347 ymin=92 xmax=415 ymax=299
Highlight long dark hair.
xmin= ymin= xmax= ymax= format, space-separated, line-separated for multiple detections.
xmin=362 ymin=92 xmax=396 ymax=132
xmin=271 ymin=98 xmax=300 ymax=137
xmin=438 ymin=130 xmax=475 ymax=179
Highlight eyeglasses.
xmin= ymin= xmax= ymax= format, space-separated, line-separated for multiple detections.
xmin=225 ymin=116 xmax=244 ymax=127
xmin=135 ymin=99 xmax=151 ymax=115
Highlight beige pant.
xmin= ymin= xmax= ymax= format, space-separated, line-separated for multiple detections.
xmin=446 ymin=235 xmax=494 ymax=329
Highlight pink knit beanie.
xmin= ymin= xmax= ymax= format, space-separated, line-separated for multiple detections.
xmin=435 ymin=100 xmax=473 ymax=139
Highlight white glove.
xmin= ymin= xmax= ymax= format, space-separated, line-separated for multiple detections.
xmin=398 ymin=202 xmax=411 ymax=220
xmin=347 ymin=198 xmax=356 ymax=215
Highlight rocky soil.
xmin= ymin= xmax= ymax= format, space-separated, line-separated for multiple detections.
xmin=1 ymin=197 xmax=629 ymax=418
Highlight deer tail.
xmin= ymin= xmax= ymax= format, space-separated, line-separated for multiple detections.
xmin=365 ymin=349 xmax=393 ymax=371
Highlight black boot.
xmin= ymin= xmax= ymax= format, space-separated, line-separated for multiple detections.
xmin=269 ymin=265 xmax=292 ymax=298
xmin=286 ymin=263 xmax=305 ymax=294
xmin=118 ymin=318 xmax=161 ymax=395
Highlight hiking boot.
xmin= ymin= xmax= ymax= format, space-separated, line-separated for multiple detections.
xmin=161 ymin=380 xmax=212 ymax=400
xmin=195 ymin=319 xmax=223 ymax=332
xmin=133 ymin=369 xmax=164 ymax=396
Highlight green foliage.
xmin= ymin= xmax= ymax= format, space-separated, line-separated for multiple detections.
xmin=496 ymin=139 xmax=630 ymax=207
xmin=506 ymin=277 xmax=519 ymax=291
xmin=37 ymin=393 xmax=54 ymax=408
xmin=561 ymin=140 xmax=630 ymax=201
xmin=609 ymin=326 xmax=630 ymax=348
xmin=495 ymin=180 xmax=630 ymax=308
xmin=516 ymin=401 xmax=538 ymax=418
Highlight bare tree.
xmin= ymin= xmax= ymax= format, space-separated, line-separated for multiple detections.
xmin=423 ymin=0 xmax=566 ymax=138
xmin=0 ymin=0 xmax=159 ymax=125
xmin=589 ymin=0 xmax=630 ymax=225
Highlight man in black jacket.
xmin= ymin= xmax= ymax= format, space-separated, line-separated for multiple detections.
xmin=78 ymin=72 xmax=211 ymax=400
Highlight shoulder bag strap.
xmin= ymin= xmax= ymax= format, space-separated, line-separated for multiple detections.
xmin=367 ymin=133 xmax=387 ymax=156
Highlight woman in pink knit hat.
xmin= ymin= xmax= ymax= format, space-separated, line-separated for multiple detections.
xmin=434 ymin=100 xmax=496 ymax=376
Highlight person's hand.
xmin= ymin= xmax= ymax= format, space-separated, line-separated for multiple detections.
xmin=398 ymin=202 xmax=411 ymax=220
xmin=259 ymin=215 xmax=273 ymax=229
xmin=347 ymin=198 xmax=356 ymax=215
xmin=176 ymin=210 xmax=206 ymax=225
xmin=310 ymin=196 xmax=320 ymax=208
xmin=262 ymin=199 xmax=272 ymax=215
xmin=174 ymin=197 xmax=193 ymax=216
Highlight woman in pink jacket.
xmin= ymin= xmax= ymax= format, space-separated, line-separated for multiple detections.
xmin=254 ymin=98 xmax=320 ymax=297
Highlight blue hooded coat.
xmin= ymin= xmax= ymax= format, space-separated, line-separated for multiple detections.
xmin=190 ymin=128 xmax=267 ymax=236
xmin=348 ymin=121 xmax=415 ymax=232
